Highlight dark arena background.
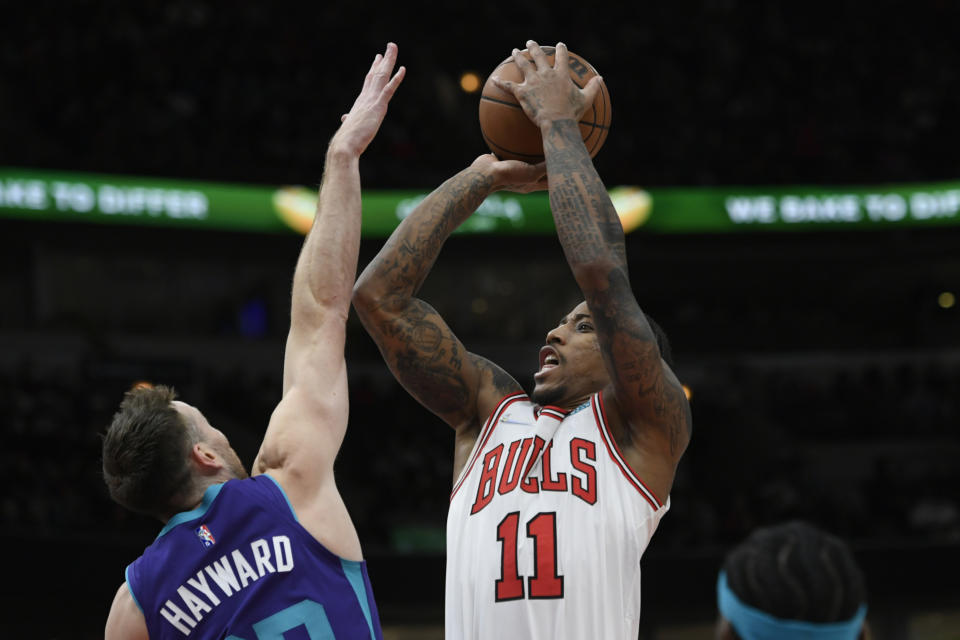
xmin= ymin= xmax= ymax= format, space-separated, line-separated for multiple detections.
xmin=2 ymin=2 xmax=959 ymax=638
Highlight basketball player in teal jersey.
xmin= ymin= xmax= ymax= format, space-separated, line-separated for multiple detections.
xmin=102 ymin=44 xmax=404 ymax=639
xmin=353 ymin=41 xmax=691 ymax=640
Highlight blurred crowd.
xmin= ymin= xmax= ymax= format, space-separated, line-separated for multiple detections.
xmin=2 ymin=341 xmax=957 ymax=554
xmin=1 ymin=214 xmax=957 ymax=555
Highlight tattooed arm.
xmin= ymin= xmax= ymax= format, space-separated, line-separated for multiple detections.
xmin=353 ymin=154 xmax=545 ymax=473
xmin=495 ymin=41 xmax=691 ymax=498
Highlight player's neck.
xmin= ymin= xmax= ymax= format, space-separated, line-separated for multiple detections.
xmin=534 ymin=392 xmax=592 ymax=413
xmin=161 ymin=474 xmax=232 ymax=523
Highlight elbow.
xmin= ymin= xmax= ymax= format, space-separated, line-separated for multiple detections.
xmin=351 ymin=276 xmax=378 ymax=317
xmin=351 ymin=277 xmax=411 ymax=336
xmin=352 ymin=274 xmax=392 ymax=326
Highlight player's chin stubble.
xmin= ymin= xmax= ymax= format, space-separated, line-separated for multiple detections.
xmin=530 ymin=384 xmax=566 ymax=408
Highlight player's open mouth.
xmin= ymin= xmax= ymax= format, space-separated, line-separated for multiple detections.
xmin=536 ymin=346 xmax=560 ymax=377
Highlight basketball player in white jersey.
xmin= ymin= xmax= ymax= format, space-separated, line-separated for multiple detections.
xmin=353 ymin=40 xmax=691 ymax=640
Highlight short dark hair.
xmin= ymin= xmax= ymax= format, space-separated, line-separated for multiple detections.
xmin=102 ymin=385 xmax=197 ymax=518
xmin=722 ymin=520 xmax=867 ymax=624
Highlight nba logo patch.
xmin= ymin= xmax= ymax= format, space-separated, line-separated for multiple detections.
xmin=195 ymin=524 xmax=216 ymax=548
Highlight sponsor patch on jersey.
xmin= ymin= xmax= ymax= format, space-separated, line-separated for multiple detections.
xmin=568 ymin=400 xmax=590 ymax=416
xmin=195 ymin=524 xmax=216 ymax=548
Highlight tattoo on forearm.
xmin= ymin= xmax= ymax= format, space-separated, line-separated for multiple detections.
xmin=358 ymin=168 xmax=523 ymax=425
xmin=372 ymin=170 xmax=495 ymax=300
xmin=544 ymin=120 xmax=627 ymax=268
xmin=547 ymin=185 xmax=691 ymax=458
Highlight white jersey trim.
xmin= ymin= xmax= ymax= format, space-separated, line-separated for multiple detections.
xmin=450 ymin=392 xmax=527 ymax=500
xmin=591 ymin=392 xmax=664 ymax=509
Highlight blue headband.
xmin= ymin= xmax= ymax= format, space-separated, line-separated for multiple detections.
xmin=717 ymin=571 xmax=866 ymax=640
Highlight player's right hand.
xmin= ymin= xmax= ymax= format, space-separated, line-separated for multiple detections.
xmin=471 ymin=153 xmax=548 ymax=193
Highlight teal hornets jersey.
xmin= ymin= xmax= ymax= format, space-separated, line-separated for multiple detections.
xmin=125 ymin=474 xmax=382 ymax=639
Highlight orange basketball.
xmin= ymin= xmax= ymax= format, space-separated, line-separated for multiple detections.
xmin=478 ymin=46 xmax=611 ymax=162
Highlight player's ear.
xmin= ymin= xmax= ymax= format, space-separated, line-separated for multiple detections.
xmin=190 ymin=442 xmax=223 ymax=474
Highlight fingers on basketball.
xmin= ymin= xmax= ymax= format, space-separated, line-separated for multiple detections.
xmin=478 ymin=47 xmax=612 ymax=162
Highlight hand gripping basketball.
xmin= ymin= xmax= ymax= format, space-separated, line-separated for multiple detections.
xmin=478 ymin=42 xmax=611 ymax=162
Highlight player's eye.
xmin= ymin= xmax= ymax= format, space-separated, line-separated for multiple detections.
xmin=577 ymin=322 xmax=592 ymax=332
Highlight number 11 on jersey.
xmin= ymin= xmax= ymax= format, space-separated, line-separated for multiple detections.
xmin=495 ymin=511 xmax=564 ymax=601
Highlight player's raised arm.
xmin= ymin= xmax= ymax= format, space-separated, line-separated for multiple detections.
xmin=353 ymin=155 xmax=544 ymax=462
xmin=495 ymin=41 xmax=690 ymax=497
xmin=252 ymin=44 xmax=404 ymax=513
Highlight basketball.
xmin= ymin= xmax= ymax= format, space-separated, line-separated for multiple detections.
xmin=478 ymin=46 xmax=611 ymax=162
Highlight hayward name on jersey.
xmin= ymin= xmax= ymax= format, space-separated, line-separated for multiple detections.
xmin=151 ymin=534 xmax=295 ymax=634
xmin=126 ymin=474 xmax=382 ymax=640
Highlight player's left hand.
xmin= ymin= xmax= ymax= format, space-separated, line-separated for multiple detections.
xmin=493 ymin=40 xmax=602 ymax=129
xmin=471 ymin=153 xmax=548 ymax=193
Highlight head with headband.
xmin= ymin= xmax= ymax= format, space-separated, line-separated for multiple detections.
xmin=716 ymin=520 xmax=870 ymax=640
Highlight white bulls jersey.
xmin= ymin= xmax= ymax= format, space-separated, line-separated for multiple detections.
xmin=446 ymin=392 xmax=669 ymax=640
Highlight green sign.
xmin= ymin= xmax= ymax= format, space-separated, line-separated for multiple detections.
xmin=0 ymin=167 xmax=552 ymax=236
xmin=0 ymin=167 xmax=286 ymax=232
xmin=2 ymin=167 xmax=959 ymax=236
xmin=633 ymin=183 xmax=960 ymax=233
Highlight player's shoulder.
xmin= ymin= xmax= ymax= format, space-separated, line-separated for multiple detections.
xmin=487 ymin=390 xmax=533 ymax=420
xmin=474 ymin=354 xmax=524 ymax=398
xmin=148 ymin=477 xmax=287 ymax=543
xmin=472 ymin=354 xmax=525 ymax=418
xmin=234 ymin=474 xmax=297 ymax=516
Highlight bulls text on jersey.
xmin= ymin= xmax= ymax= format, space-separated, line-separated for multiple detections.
xmin=470 ymin=435 xmax=598 ymax=514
